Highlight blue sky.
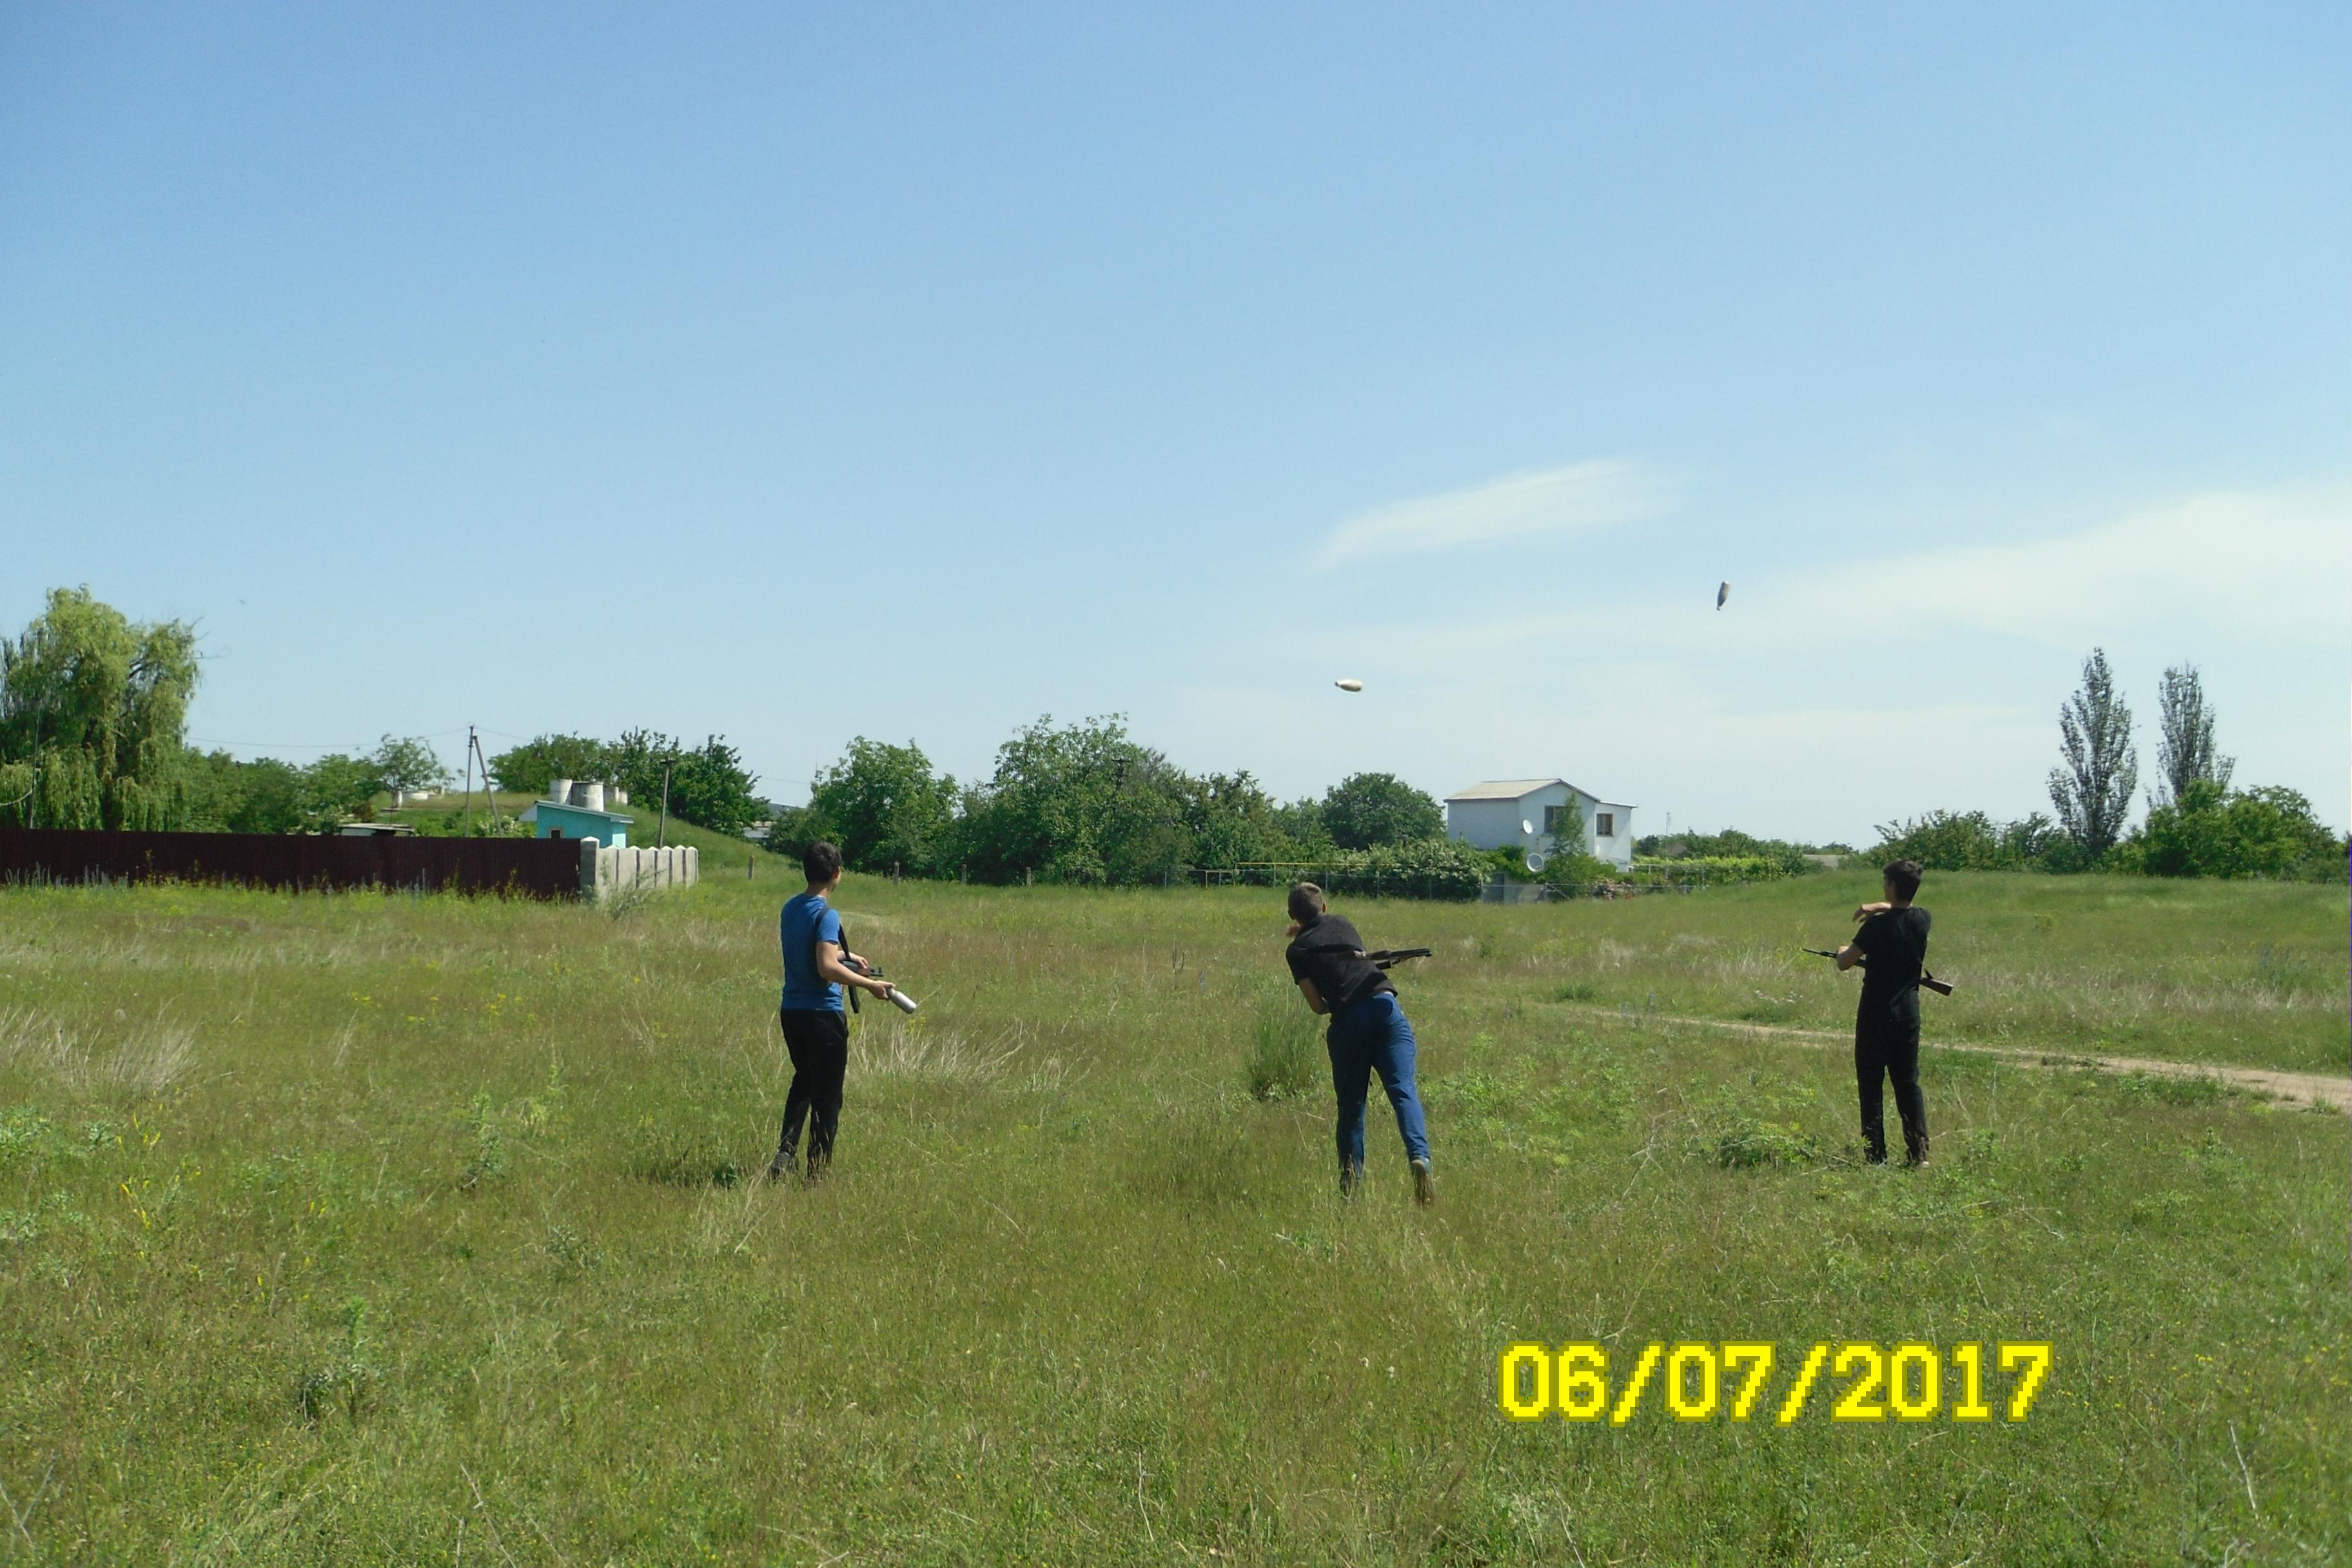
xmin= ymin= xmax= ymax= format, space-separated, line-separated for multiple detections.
xmin=4 ymin=3 xmax=2344 ymax=842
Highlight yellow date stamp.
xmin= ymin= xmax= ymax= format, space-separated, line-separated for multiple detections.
xmin=1497 ymin=1340 xmax=2052 ymax=1425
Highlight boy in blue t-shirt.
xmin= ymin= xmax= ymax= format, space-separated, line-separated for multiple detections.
xmin=770 ymin=840 xmax=895 ymax=1181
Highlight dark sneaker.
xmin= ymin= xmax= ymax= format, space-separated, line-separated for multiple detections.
xmin=1338 ymin=1162 xmax=1364 ymax=1198
xmin=1411 ymin=1158 xmax=1435 ymax=1206
xmin=766 ymin=1152 xmax=796 ymax=1182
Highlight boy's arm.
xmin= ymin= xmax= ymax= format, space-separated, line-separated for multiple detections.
xmin=1297 ymin=978 xmax=1329 ymax=1016
xmin=1836 ymin=914 xmax=1873 ymax=972
xmin=815 ymin=939 xmax=892 ymax=997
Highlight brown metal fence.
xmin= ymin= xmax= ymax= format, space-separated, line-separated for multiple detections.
xmin=0 ymin=830 xmax=583 ymax=899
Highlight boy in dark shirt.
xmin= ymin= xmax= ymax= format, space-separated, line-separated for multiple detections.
xmin=1836 ymin=858 xmax=1932 ymax=1166
xmin=1284 ymin=883 xmax=1435 ymax=1204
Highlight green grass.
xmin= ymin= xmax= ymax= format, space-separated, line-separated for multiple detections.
xmin=0 ymin=870 xmax=2344 ymax=1562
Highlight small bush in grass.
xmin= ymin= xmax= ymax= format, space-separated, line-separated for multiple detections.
xmin=625 ymin=1114 xmax=746 ymax=1188
xmin=1688 ymin=1073 xmax=1825 ymax=1168
xmin=1246 ymin=990 xmax=1319 ymax=1101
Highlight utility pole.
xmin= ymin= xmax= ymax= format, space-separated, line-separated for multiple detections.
xmin=658 ymin=758 xmax=672 ymax=848
xmin=464 ymin=725 xmax=476 ymax=836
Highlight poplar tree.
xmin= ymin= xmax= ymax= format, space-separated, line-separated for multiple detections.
xmin=2046 ymin=647 xmax=2138 ymax=858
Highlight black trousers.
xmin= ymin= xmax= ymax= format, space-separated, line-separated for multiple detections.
xmin=1854 ymin=1002 xmax=1928 ymax=1164
xmin=778 ymin=1007 xmax=850 ymax=1171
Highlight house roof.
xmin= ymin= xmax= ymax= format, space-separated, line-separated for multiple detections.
xmin=1446 ymin=778 xmax=1582 ymax=802
xmin=1446 ymin=779 xmax=1640 ymax=808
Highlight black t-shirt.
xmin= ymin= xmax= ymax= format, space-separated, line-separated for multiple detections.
xmin=1852 ymin=905 xmax=1932 ymax=1015
xmin=1284 ymin=914 xmax=1395 ymax=1015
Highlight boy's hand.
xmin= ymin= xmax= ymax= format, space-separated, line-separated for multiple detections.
xmin=1852 ymin=901 xmax=1890 ymax=921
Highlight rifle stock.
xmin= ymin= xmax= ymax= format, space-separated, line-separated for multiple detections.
xmin=1804 ymin=946 xmax=1955 ymax=997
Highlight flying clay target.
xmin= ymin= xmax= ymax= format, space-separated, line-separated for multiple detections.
xmin=1716 ymin=581 xmax=1730 ymax=610
xmin=1333 ymin=678 xmax=1364 ymax=692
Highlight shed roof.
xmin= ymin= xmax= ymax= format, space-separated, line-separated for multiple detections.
xmin=528 ymin=800 xmax=634 ymax=825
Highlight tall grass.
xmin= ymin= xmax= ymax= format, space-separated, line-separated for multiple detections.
xmin=0 ymin=870 xmax=2343 ymax=1562
xmin=1245 ymin=985 xmax=1320 ymax=1101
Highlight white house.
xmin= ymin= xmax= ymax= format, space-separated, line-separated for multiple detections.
xmin=1445 ymin=779 xmax=1636 ymax=869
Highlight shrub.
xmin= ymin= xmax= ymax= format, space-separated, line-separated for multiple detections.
xmin=1245 ymin=990 xmax=1319 ymax=1101
xmin=2119 ymin=781 xmax=2346 ymax=881
xmin=1629 ymin=855 xmax=1792 ymax=886
xmin=1317 ymin=839 xmax=1491 ymax=901
xmin=1870 ymin=809 xmax=2080 ymax=872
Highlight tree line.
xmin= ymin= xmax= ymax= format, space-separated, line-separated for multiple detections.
xmin=6 ymin=590 xmax=2338 ymax=884
xmin=1868 ymin=649 xmax=2344 ymax=881
xmin=0 ymin=588 xmax=766 ymax=839
xmin=754 ymin=713 xmax=1500 ymax=895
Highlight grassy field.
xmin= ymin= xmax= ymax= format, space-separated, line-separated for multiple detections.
xmin=1 ymin=867 xmax=2345 ymax=1563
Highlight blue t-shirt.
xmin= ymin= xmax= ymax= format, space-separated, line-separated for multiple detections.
xmin=779 ymin=892 xmax=845 ymax=1012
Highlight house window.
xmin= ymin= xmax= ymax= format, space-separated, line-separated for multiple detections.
xmin=1595 ymin=813 xmax=1614 ymax=838
xmin=1542 ymin=805 xmax=1567 ymax=834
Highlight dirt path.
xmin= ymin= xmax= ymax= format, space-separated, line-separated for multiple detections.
xmin=1564 ymin=1006 xmax=2350 ymax=1112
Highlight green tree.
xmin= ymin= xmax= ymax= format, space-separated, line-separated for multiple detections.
xmin=611 ymin=730 xmax=763 ymax=837
xmin=808 ymin=738 xmax=957 ymax=873
xmin=0 ymin=587 xmax=201 ymax=830
xmin=372 ymin=734 xmax=451 ymax=797
xmin=1272 ymin=797 xmax=1333 ymax=854
xmin=1320 ymin=772 xmax=1444 ymax=850
xmin=299 ymin=754 xmax=384 ymax=831
xmin=485 ymin=734 xmax=614 ymax=795
xmin=182 ymin=750 xmax=307 ymax=834
xmin=1177 ymin=770 xmax=1298 ymax=870
xmin=2153 ymin=663 xmax=2233 ymax=805
xmin=950 ymin=714 xmax=1195 ymax=885
xmin=2047 ymin=647 xmax=2137 ymax=859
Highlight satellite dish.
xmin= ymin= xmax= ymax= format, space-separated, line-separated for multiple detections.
xmin=1333 ymin=678 xmax=1364 ymax=692
xmin=1525 ymin=850 xmax=1548 ymax=874
xmin=1521 ymin=819 xmax=1534 ymax=836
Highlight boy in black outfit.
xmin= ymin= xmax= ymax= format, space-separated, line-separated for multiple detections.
xmin=1836 ymin=858 xmax=1932 ymax=1166
xmin=1284 ymin=883 xmax=1435 ymax=1204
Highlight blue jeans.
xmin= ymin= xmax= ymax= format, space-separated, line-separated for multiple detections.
xmin=1326 ymin=992 xmax=1431 ymax=1169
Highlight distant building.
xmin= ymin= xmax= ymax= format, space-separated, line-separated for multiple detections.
xmin=1445 ymin=779 xmax=1636 ymax=869
xmin=336 ymin=821 xmax=416 ymax=838
xmin=525 ymin=779 xmax=634 ymax=848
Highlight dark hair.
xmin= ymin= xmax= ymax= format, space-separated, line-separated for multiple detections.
xmin=803 ymin=840 xmax=843 ymax=884
xmin=1882 ymin=859 xmax=1923 ymax=900
xmin=1288 ymin=882 xmax=1326 ymax=925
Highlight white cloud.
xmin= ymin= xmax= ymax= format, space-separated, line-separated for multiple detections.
xmin=1784 ymin=483 xmax=2351 ymax=649
xmin=1315 ymin=459 xmax=1667 ymax=568
xmin=1335 ymin=482 xmax=2351 ymax=665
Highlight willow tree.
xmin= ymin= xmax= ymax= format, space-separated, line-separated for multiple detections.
xmin=0 ymin=587 xmax=201 ymax=830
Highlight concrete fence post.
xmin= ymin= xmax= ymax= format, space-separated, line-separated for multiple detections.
xmin=578 ymin=837 xmax=602 ymax=899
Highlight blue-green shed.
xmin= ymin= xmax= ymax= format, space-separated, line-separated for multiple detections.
xmin=531 ymin=801 xmax=634 ymax=848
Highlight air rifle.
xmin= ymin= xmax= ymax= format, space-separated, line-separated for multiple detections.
xmin=1802 ymin=947 xmax=1954 ymax=997
xmin=1364 ymin=948 xmax=1433 ymax=970
xmin=833 ymin=925 xmax=921 ymax=1015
